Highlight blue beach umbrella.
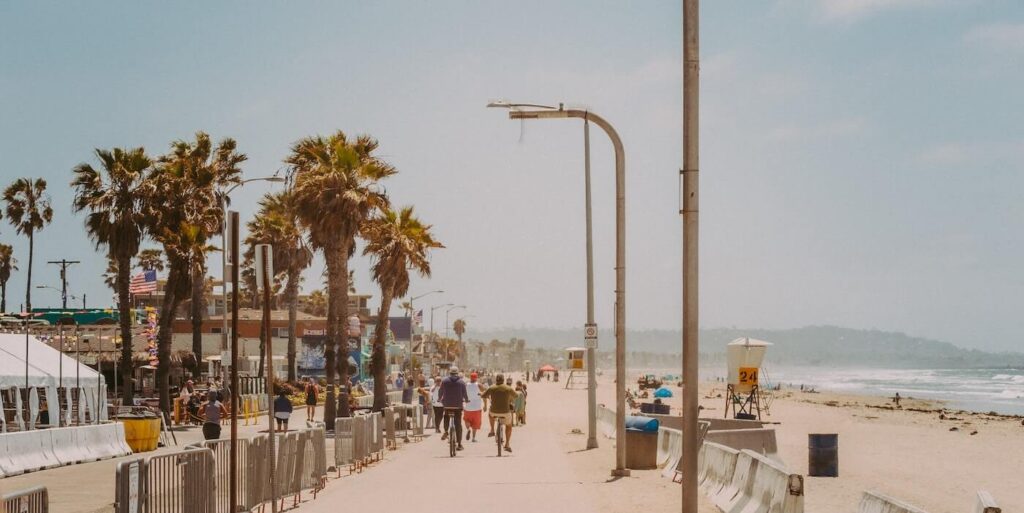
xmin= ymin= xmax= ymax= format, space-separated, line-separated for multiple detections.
xmin=654 ymin=387 xmax=673 ymax=398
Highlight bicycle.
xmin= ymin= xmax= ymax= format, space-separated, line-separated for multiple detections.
xmin=444 ymin=407 xmax=461 ymax=457
xmin=495 ymin=414 xmax=508 ymax=457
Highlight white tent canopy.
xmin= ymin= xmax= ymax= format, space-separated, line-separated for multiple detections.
xmin=0 ymin=333 xmax=104 ymax=389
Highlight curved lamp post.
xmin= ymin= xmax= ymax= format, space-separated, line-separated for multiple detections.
xmin=487 ymin=101 xmax=628 ymax=475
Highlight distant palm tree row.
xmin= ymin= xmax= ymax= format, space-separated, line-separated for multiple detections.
xmin=23 ymin=129 xmax=441 ymax=426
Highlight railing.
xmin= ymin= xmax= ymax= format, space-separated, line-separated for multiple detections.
xmin=2 ymin=485 xmax=48 ymax=513
xmin=115 ymin=428 xmax=329 ymax=513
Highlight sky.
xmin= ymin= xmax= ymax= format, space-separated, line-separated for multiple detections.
xmin=1 ymin=1 xmax=1022 ymax=351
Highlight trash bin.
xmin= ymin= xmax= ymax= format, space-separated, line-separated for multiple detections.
xmin=624 ymin=415 xmax=660 ymax=470
xmin=808 ymin=433 xmax=838 ymax=477
xmin=117 ymin=412 xmax=161 ymax=452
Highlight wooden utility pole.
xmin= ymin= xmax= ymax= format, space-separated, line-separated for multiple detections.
xmin=681 ymin=1 xmax=701 ymax=512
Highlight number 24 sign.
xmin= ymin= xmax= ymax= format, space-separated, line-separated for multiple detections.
xmin=738 ymin=367 xmax=759 ymax=386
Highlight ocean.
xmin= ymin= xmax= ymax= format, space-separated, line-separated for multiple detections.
xmin=747 ymin=366 xmax=1024 ymax=416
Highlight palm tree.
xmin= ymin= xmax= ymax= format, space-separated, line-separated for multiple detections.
xmin=3 ymin=178 xmax=53 ymax=312
xmin=0 ymin=243 xmax=16 ymax=312
xmin=453 ymin=318 xmax=466 ymax=368
xmin=246 ymin=191 xmax=312 ymax=382
xmin=144 ymin=132 xmax=245 ymax=414
xmin=136 ymin=249 xmax=165 ymax=272
xmin=71 ymin=146 xmax=152 ymax=404
xmin=288 ymin=130 xmax=395 ymax=426
xmin=302 ymin=289 xmax=327 ymax=316
xmin=363 ymin=206 xmax=442 ymax=410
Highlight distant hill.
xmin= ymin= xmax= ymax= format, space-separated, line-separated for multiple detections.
xmin=467 ymin=325 xmax=1024 ymax=369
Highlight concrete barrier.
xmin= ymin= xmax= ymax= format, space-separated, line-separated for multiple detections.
xmin=974 ymin=491 xmax=1000 ymax=513
xmin=48 ymin=426 xmax=91 ymax=465
xmin=0 ymin=431 xmax=55 ymax=474
xmin=659 ymin=428 xmax=683 ymax=478
xmin=705 ymin=428 xmax=779 ymax=459
xmin=858 ymin=491 xmax=931 ymax=513
xmin=714 ymin=450 xmax=758 ymax=512
xmin=700 ymin=442 xmax=740 ymax=500
xmin=735 ymin=449 xmax=803 ymax=513
xmin=647 ymin=414 xmax=766 ymax=432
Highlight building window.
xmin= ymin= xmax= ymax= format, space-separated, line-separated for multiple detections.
xmin=271 ymin=327 xmax=290 ymax=338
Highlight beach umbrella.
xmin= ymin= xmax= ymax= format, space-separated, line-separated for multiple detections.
xmin=654 ymin=387 xmax=673 ymax=398
xmin=539 ymin=364 xmax=557 ymax=372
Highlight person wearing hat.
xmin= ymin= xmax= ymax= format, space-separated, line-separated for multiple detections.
xmin=462 ymin=371 xmax=485 ymax=442
xmin=438 ymin=367 xmax=469 ymax=450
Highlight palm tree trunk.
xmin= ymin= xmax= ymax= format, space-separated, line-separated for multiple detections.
xmin=26 ymin=233 xmax=33 ymax=312
xmin=322 ymin=248 xmax=339 ymax=428
xmin=189 ymin=264 xmax=204 ymax=378
xmin=1 ymin=281 xmax=7 ymax=312
xmin=116 ymin=254 xmax=135 ymax=403
xmin=335 ymin=244 xmax=352 ymax=418
xmin=156 ymin=264 xmax=184 ymax=418
xmin=286 ymin=264 xmax=299 ymax=383
xmin=371 ymin=289 xmax=393 ymax=411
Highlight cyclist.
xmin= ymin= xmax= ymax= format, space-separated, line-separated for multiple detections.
xmin=481 ymin=374 xmax=517 ymax=452
xmin=438 ymin=366 xmax=469 ymax=451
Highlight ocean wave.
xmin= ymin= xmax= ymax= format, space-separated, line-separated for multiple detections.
xmin=992 ymin=374 xmax=1024 ymax=383
xmin=996 ymin=389 xmax=1024 ymax=399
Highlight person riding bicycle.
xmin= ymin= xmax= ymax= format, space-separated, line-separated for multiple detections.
xmin=481 ymin=373 xmax=517 ymax=453
xmin=438 ymin=366 xmax=469 ymax=451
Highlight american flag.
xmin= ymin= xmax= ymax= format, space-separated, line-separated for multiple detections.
xmin=413 ymin=309 xmax=423 ymax=325
xmin=129 ymin=270 xmax=158 ymax=294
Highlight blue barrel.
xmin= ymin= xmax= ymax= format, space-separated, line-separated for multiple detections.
xmin=808 ymin=434 xmax=838 ymax=477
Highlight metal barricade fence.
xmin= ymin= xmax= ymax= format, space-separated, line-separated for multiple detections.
xmin=412 ymin=404 xmax=424 ymax=439
xmin=115 ymin=448 xmax=215 ymax=513
xmin=368 ymin=412 xmax=383 ymax=460
xmin=273 ymin=433 xmax=298 ymax=501
xmin=2 ymin=485 xmax=48 ymax=513
xmin=382 ymin=407 xmax=397 ymax=450
xmin=354 ymin=415 xmax=369 ymax=466
xmin=248 ymin=435 xmax=271 ymax=507
xmin=193 ymin=438 xmax=262 ymax=513
xmin=334 ymin=417 xmax=356 ymax=472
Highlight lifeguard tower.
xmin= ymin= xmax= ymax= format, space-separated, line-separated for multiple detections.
xmin=564 ymin=347 xmax=588 ymax=390
xmin=725 ymin=337 xmax=772 ymax=420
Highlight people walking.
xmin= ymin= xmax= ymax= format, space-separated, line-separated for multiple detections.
xmin=514 ymin=381 xmax=527 ymax=426
xmin=202 ymin=394 xmax=227 ymax=440
xmin=274 ymin=389 xmax=293 ymax=432
xmin=304 ymin=377 xmax=319 ymax=422
xmin=463 ymin=372 xmax=485 ymax=442
xmin=430 ymin=377 xmax=443 ymax=433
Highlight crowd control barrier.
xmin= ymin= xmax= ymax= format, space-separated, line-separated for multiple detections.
xmin=114 ymin=448 xmax=216 ymax=513
xmin=666 ymin=420 xmax=710 ymax=482
xmin=597 ymin=404 xmax=617 ymax=439
xmin=383 ymin=407 xmax=397 ymax=450
xmin=2 ymin=485 xmax=48 ymax=513
xmin=191 ymin=437 xmax=262 ymax=512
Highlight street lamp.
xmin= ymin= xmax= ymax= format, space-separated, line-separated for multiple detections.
xmin=429 ymin=303 xmax=453 ymax=368
xmin=406 ymin=290 xmax=442 ymax=372
xmin=219 ymin=176 xmax=286 ymax=372
xmin=488 ymin=100 xmax=628 ymax=474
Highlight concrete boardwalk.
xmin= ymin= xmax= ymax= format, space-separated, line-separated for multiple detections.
xmin=299 ymin=379 xmax=714 ymax=513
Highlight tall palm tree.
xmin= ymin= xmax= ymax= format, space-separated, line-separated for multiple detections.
xmin=288 ymin=130 xmax=395 ymax=426
xmin=0 ymin=243 xmax=16 ymax=312
xmin=453 ymin=318 xmax=466 ymax=368
xmin=246 ymin=191 xmax=312 ymax=382
xmin=363 ymin=206 xmax=442 ymax=411
xmin=102 ymin=258 xmax=119 ymax=292
xmin=144 ymin=132 xmax=245 ymax=414
xmin=136 ymin=249 xmax=165 ymax=272
xmin=302 ymin=289 xmax=327 ymax=317
xmin=72 ymin=147 xmax=151 ymax=403
xmin=3 ymin=178 xmax=53 ymax=313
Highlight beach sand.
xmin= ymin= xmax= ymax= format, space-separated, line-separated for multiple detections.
xmin=597 ymin=371 xmax=1021 ymax=512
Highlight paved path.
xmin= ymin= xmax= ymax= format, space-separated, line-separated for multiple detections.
xmin=300 ymin=379 xmax=715 ymax=513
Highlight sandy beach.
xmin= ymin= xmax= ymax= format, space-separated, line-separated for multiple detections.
xmin=595 ymin=370 xmax=1022 ymax=512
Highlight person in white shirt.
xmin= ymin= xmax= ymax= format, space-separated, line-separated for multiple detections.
xmin=462 ymin=372 xmax=486 ymax=442
xmin=430 ymin=377 xmax=443 ymax=433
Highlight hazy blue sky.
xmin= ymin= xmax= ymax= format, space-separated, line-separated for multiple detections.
xmin=1 ymin=1 xmax=1021 ymax=351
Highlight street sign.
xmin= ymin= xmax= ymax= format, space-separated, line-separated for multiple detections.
xmin=584 ymin=323 xmax=598 ymax=349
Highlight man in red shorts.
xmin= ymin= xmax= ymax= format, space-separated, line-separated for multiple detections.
xmin=463 ymin=371 xmax=485 ymax=442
